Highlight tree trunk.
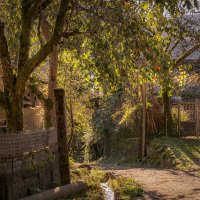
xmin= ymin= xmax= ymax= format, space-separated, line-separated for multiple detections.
xmin=48 ymin=46 xmax=58 ymax=127
xmin=162 ymin=88 xmax=176 ymax=136
xmin=6 ymin=92 xmax=24 ymax=133
xmin=41 ymin=18 xmax=58 ymax=128
xmin=68 ymin=95 xmax=74 ymax=155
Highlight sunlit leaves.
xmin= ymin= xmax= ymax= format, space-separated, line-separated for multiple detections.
xmin=0 ymin=0 xmax=21 ymax=66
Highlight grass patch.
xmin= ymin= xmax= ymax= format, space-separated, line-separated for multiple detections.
xmin=71 ymin=168 xmax=107 ymax=186
xmin=108 ymin=177 xmax=142 ymax=200
xmin=63 ymin=168 xmax=105 ymax=200
xmin=150 ymin=136 xmax=200 ymax=172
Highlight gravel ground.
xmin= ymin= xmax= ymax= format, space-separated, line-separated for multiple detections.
xmin=96 ymin=165 xmax=200 ymax=200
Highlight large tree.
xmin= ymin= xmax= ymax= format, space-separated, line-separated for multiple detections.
xmin=0 ymin=0 xmax=112 ymax=133
xmin=0 ymin=0 xmax=72 ymax=132
xmin=0 ymin=0 xmax=129 ymax=133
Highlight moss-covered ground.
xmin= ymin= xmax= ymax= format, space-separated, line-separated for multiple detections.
xmin=108 ymin=176 xmax=142 ymax=200
xmin=149 ymin=136 xmax=200 ymax=173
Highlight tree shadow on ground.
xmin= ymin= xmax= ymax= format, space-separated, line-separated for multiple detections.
xmin=135 ymin=190 xmax=177 ymax=200
xmin=174 ymin=138 xmax=200 ymax=163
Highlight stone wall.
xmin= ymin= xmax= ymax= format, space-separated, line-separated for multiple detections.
xmin=108 ymin=137 xmax=142 ymax=162
xmin=122 ymin=137 xmax=142 ymax=161
xmin=0 ymin=129 xmax=60 ymax=200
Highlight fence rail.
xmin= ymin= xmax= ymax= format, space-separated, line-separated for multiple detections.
xmin=171 ymin=100 xmax=200 ymax=138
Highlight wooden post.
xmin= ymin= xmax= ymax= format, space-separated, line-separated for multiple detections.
xmin=142 ymin=83 xmax=146 ymax=159
xmin=165 ymin=113 xmax=168 ymax=136
xmin=195 ymin=100 xmax=199 ymax=139
xmin=178 ymin=102 xmax=181 ymax=136
xmin=54 ymin=89 xmax=70 ymax=185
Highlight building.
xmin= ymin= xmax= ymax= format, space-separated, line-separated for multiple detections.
xmin=0 ymin=66 xmax=44 ymax=131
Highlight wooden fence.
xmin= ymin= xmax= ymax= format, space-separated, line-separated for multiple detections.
xmin=0 ymin=129 xmax=60 ymax=199
xmin=171 ymin=100 xmax=200 ymax=138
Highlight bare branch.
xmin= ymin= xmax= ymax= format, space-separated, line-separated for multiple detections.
xmin=27 ymin=82 xmax=47 ymax=104
xmin=168 ymin=39 xmax=180 ymax=53
xmin=175 ymin=43 xmax=200 ymax=66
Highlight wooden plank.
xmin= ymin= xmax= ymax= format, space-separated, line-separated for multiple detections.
xmin=142 ymin=83 xmax=146 ymax=159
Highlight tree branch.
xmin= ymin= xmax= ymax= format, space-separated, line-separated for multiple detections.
xmin=37 ymin=17 xmax=45 ymax=46
xmin=175 ymin=43 xmax=200 ymax=66
xmin=167 ymin=39 xmax=180 ymax=53
xmin=0 ymin=21 xmax=14 ymax=92
xmin=41 ymin=17 xmax=52 ymax=41
xmin=62 ymin=29 xmax=93 ymax=39
xmin=27 ymin=83 xmax=47 ymax=104
xmin=18 ymin=0 xmax=35 ymax=71
xmin=31 ymin=0 xmax=53 ymax=13
xmin=18 ymin=0 xmax=53 ymax=71
xmin=16 ymin=0 xmax=71 ymax=91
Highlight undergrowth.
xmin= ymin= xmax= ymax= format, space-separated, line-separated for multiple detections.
xmin=66 ymin=168 xmax=105 ymax=200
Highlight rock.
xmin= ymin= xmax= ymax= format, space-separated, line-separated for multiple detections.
xmin=77 ymin=164 xmax=92 ymax=171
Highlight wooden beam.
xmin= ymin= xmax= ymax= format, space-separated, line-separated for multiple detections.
xmin=19 ymin=181 xmax=88 ymax=200
xmin=54 ymin=88 xmax=70 ymax=185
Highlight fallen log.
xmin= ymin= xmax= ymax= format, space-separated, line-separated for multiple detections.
xmin=19 ymin=181 xmax=88 ymax=200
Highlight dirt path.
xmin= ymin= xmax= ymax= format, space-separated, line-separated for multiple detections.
xmin=97 ymin=165 xmax=200 ymax=200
